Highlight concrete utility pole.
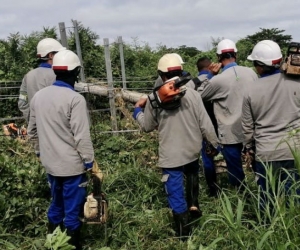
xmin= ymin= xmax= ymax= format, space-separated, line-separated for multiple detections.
xmin=104 ymin=38 xmax=118 ymax=131
xmin=58 ymin=22 xmax=69 ymax=49
xmin=72 ymin=20 xmax=86 ymax=82
xmin=118 ymin=36 xmax=127 ymax=89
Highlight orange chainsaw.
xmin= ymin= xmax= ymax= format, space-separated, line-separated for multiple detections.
xmin=150 ymin=75 xmax=192 ymax=110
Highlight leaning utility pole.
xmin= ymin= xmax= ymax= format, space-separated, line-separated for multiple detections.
xmin=104 ymin=38 xmax=118 ymax=131
xmin=118 ymin=36 xmax=127 ymax=89
xmin=58 ymin=22 xmax=69 ymax=49
xmin=72 ymin=20 xmax=86 ymax=82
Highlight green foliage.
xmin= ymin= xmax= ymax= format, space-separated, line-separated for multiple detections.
xmin=0 ymin=135 xmax=49 ymax=236
xmin=0 ymin=27 xmax=57 ymax=80
xmin=2 ymin=126 xmax=300 ymax=249
xmin=44 ymin=227 xmax=75 ymax=250
xmin=0 ymin=24 xmax=294 ymax=87
xmin=68 ymin=21 xmax=106 ymax=79
xmin=245 ymin=28 xmax=292 ymax=49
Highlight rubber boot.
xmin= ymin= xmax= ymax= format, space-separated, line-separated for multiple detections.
xmin=47 ymin=222 xmax=64 ymax=234
xmin=173 ymin=211 xmax=190 ymax=240
xmin=186 ymin=173 xmax=202 ymax=220
xmin=67 ymin=228 xmax=82 ymax=250
xmin=204 ymin=169 xmax=219 ymax=197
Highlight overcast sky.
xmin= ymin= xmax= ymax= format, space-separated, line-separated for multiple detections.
xmin=1 ymin=0 xmax=299 ymax=51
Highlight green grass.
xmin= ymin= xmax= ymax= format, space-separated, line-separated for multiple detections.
xmin=1 ymin=129 xmax=300 ymax=250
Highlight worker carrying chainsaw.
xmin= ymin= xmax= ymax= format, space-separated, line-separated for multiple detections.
xmin=242 ymin=40 xmax=300 ymax=209
xmin=133 ymin=53 xmax=219 ymax=240
xmin=27 ymin=50 xmax=94 ymax=250
xmin=18 ymin=38 xmax=66 ymax=122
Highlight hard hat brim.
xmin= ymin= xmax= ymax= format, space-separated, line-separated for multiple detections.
xmin=247 ymin=55 xmax=254 ymax=61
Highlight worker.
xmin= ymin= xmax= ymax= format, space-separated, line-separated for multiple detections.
xmin=27 ymin=50 xmax=94 ymax=250
xmin=186 ymin=57 xmax=220 ymax=197
xmin=133 ymin=53 xmax=219 ymax=239
xmin=201 ymin=39 xmax=258 ymax=189
xmin=154 ymin=53 xmax=186 ymax=88
xmin=18 ymin=38 xmax=65 ymax=122
xmin=242 ymin=40 xmax=300 ymax=208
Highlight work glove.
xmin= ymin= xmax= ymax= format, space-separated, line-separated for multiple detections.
xmin=133 ymin=97 xmax=147 ymax=120
xmin=205 ymin=141 xmax=219 ymax=157
xmin=133 ymin=107 xmax=143 ymax=120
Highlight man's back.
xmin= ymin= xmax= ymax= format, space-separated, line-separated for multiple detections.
xmin=138 ymin=88 xmax=218 ymax=168
xmin=30 ymin=84 xmax=93 ymax=176
xmin=18 ymin=67 xmax=56 ymax=121
xmin=243 ymin=73 xmax=300 ymax=161
xmin=202 ymin=65 xmax=258 ymax=144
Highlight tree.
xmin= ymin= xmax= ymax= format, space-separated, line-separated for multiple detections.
xmin=245 ymin=28 xmax=292 ymax=48
xmin=236 ymin=38 xmax=254 ymax=66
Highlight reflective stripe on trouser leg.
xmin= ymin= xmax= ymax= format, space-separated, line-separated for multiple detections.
xmin=63 ymin=174 xmax=87 ymax=231
xmin=221 ymin=143 xmax=244 ymax=187
xmin=47 ymin=174 xmax=65 ymax=225
xmin=162 ymin=167 xmax=187 ymax=214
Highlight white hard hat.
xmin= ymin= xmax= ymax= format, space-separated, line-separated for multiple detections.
xmin=158 ymin=53 xmax=183 ymax=72
xmin=171 ymin=53 xmax=185 ymax=64
xmin=37 ymin=38 xmax=66 ymax=58
xmin=52 ymin=50 xmax=81 ymax=71
xmin=217 ymin=39 xmax=238 ymax=54
xmin=247 ymin=40 xmax=282 ymax=66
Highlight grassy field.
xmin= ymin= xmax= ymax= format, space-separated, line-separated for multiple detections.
xmin=1 ymin=128 xmax=300 ymax=250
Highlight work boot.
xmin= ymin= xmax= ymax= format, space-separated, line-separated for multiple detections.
xmin=172 ymin=211 xmax=190 ymax=240
xmin=204 ymin=169 xmax=219 ymax=198
xmin=67 ymin=228 xmax=82 ymax=250
xmin=186 ymin=173 xmax=202 ymax=220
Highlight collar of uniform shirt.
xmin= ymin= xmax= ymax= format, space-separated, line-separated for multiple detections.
xmin=39 ymin=62 xmax=52 ymax=68
xmin=222 ymin=62 xmax=237 ymax=72
xmin=53 ymin=80 xmax=75 ymax=91
xmin=198 ymin=70 xmax=210 ymax=76
xmin=260 ymin=69 xmax=281 ymax=78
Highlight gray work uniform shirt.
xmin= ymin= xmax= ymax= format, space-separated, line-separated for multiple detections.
xmin=18 ymin=64 xmax=56 ymax=122
xmin=136 ymin=88 xmax=219 ymax=168
xmin=242 ymin=72 xmax=300 ymax=162
xmin=186 ymin=74 xmax=208 ymax=92
xmin=27 ymin=81 xmax=94 ymax=176
xmin=201 ymin=63 xmax=258 ymax=144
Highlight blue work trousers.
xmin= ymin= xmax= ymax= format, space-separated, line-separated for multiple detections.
xmin=47 ymin=173 xmax=87 ymax=231
xmin=255 ymin=160 xmax=300 ymax=208
xmin=221 ymin=143 xmax=245 ymax=187
xmin=162 ymin=160 xmax=200 ymax=214
xmin=201 ymin=141 xmax=215 ymax=176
